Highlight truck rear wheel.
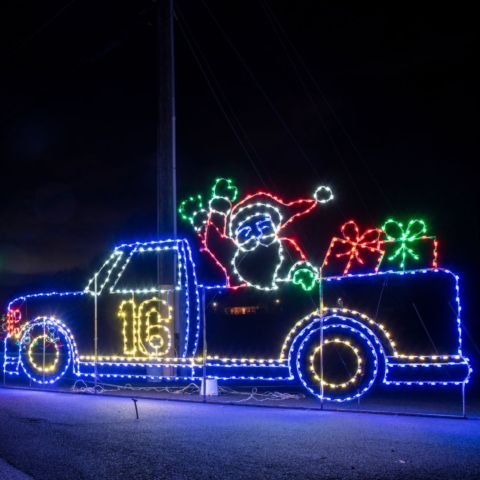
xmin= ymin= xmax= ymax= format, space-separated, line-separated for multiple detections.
xmin=292 ymin=318 xmax=381 ymax=402
xmin=19 ymin=318 xmax=73 ymax=384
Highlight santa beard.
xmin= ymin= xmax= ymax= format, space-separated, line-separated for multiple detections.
xmin=233 ymin=241 xmax=283 ymax=289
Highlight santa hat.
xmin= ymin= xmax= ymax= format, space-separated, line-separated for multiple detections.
xmin=228 ymin=185 xmax=333 ymax=237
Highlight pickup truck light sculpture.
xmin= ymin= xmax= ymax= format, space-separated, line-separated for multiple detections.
xmin=2 ymin=179 xmax=472 ymax=402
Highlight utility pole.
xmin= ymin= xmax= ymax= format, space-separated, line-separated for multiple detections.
xmin=157 ymin=0 xmax=180 ymax=360
xmin=157 ymin=0 xmax=177 ymax=241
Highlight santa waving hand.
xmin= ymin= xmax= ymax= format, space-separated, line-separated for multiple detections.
xmin=179 ymin=178 xmax=333 ymax=291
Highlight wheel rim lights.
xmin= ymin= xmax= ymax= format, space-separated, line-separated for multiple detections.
xmin=19 ymin=318 xmax=74 ymax=384
xmin=309 ymin=338 xmax=363 ymax=389
xmin=295 ymin=322 xmax=379 ymax=402
xmin=27 ymin=334 xmax=59 ymax=373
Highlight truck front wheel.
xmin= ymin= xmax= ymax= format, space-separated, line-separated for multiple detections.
xmin=19 ymin=318 xmax=73 ymax=384
xmin=292 ymin=319 xmax=381 ymax=402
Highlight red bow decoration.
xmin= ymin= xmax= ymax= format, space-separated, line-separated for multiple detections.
xmin=323 ymin=220 xmax=385 ymax=275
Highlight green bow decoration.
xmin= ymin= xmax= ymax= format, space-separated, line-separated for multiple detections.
xmin=382 ymin=218 xmax=427 ymax=269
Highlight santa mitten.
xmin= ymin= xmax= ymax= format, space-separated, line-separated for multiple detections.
xmin=290 ymin=261 xmax=318 ymax=291
xmin=211 ymin=177 xmax=238 ymax=202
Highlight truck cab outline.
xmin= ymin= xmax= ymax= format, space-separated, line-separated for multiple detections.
xmin=3 ymin=238 xmax=472 ymax=402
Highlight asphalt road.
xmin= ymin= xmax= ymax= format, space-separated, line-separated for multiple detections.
xmin=1 ymin=388 xmax=479 ymax=480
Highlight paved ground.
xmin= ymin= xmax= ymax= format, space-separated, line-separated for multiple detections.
xmin=0 ymin=458 xmax=32 ymax=480
xmin=1 ymin=388 xmax=479 ymax=480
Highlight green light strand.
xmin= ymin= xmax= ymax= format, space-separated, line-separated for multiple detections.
xmin=211 ymin=177 xmax=238 ymax=202
xmin=178 ymin=194 xmax=203 ymax=224
xmin=290 ymin=262 xmax=318 ymax=292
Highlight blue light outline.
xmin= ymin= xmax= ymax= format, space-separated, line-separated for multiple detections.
xmin=2 ymin=238 xmax=472 ymax=402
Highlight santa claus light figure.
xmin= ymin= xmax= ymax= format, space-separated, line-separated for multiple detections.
xmin=179 ymin=178 xmax=333 ymax=291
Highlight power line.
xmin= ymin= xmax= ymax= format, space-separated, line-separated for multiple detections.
xmin=259 ymin=0 xmax=371 ymax=216
xmin=261 ymin=0 xmax=393 ymax=212
xmin=175 ymin=5 xmax=269 ymax=188
xmin=200 ymin=0 xmax=321 ymax=178
xmin=6 ymin=0 xmax=78 ymax=60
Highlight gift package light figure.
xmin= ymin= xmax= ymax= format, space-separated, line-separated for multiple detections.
xmin=322 ymin=220 xmax=385 ymax=276
xmin=1 ymin=177 xmax=471 ymax=403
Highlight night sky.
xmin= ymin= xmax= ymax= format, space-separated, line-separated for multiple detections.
xmin=0 ymin=2 xmax=478 ymax=360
